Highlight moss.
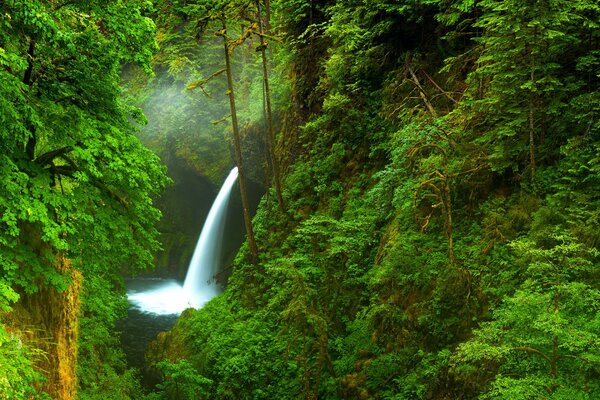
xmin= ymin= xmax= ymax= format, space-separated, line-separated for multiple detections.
xmin=8 ymin=257 xmax=81 ymax=400
xmin=145 ymin=309 xmax=195 ymax=373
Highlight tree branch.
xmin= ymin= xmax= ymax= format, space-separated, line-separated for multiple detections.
xmin=513 ymin=346 xmax=551 ymax=363
xmin=187 ymin=68 xmax=226 ymax=94
xmin=35 ymin=146 xmax=74 ymax=167
xmin=407 ymin=64 xmax=437 ymax=118
xmin=420 ymin=69 xmax=459 ymax=104
xmin=89 ymin=179 xmax=129 ymax=208
xmin=50 ymin=156 xmax=129 ymax=208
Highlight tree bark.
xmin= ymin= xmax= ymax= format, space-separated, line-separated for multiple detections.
xmin=550 ymin=289 xmax=559 ymax=389
xmin=256 ymin=0 xmax=285 ymax=213
xmin=408 ymin=64 xmax=437 ymax=118
xmin=529 ymin=103 xmax=536 ymax=184
xmin=264 ymin=0 xmax=271 ymax=32
xmin=220 ymin=17 xmax=259 ymax=261
xmin=529 ymin=39 xmax=537 ymax=186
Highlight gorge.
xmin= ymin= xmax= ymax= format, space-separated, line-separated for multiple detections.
xmin=0 ymin=1 xmax=598 ymax=399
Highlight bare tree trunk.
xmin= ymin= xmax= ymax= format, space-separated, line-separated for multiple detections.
xmin=529 ymin=106 xmax=536 ymax=183
xmin=220 ymin=17 xmax=259 ymax=261
xmin=264 ymin=0 xmax=271 ymax=31
xmin=444 ymin=176 xmax=454 ymax=264
xmin=407 ymin=64 xmax=437 ymax=118
xmin=256 ymin=0 xmax=285 ymax=213
xmin=529 ymin=40 xmax=537 ymax=186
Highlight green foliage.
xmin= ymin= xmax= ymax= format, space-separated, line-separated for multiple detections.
xmin=77 ymin=275 xmax=147 ymax=399
xmin=454 ymin=230 xmax=600 ymax=398
xmin=455 ymin=0 xmax=599 ymax=178
xmin=143 ymin=0 xmax=600 ymax=399
xmin=148 ymin=296 xmax=300 ymax=399
xmin=0 ymin=323 xmax=49 ymax=400
xmin=78 ymin=368 xmax=145 ymax=400
xmin=0 ymin=0 xmax=169 ymax=396
xmin=3 ymin=0 xmax=597 ymax=398
xmin=154 ymin=360 xmax=212 ymax=400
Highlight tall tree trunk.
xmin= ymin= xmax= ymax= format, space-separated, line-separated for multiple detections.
xmin=256 ymin=0 xmax=285 ymax=213
xmin=549 ymin=289 xmax=559 ymax=392
xmin=220 ymin=17 xmax=259 ymax=261
xmin=528 ymin=38 xmax=537 ymax=186
xmin=443 ymin=176 xmax=454 ymax=264
xmin=529 ymin=104 xmax=536 ymax=184
xmin=264 ymin=0 xmax=271 ymax=31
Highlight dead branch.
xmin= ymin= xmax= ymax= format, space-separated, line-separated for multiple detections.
xmin=420 ymin=69 xmax=458 ymax=104
xmin=407 ymin=65 xmax=437 ymax=118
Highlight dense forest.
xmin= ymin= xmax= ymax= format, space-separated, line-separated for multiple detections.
xmin=1 ymin=0 xmax=599 ymax=399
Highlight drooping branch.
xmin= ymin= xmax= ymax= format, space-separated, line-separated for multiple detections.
xmin=35 ymin=146 xmax=74 ymax=167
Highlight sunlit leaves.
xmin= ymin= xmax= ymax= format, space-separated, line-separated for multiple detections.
xmin=0 ymin=0 xmax=168 ymax=397
xmin=454 ymin=231 xmax=600 ymax=398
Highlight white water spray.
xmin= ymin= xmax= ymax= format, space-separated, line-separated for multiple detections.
xmin=128 ymin=167 xmax=239 ymax=314
xmin=183 ymin=167 xmax=238 ymax=307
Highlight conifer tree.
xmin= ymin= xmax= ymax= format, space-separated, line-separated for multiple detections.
xmin=462 ymin=0 xmax=590 ymax=183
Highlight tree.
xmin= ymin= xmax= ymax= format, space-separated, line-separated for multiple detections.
xmin=460 ymin=0 xmax=596 ymax=184
xmin=0 ymin=0 xmax=168 ymax=396
xmin=256 ymin=0 xmax=286 ymax=213
xmin=218 ymin=14 xmax=260 ymax=261
xmin=454 ymin=229 xmax=600 ymax=398
xmin=165 ymin=0 xmax=261 ymax=261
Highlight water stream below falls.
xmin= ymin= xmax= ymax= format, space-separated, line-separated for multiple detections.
xmin=120 ymin=278 xmax=180 ymax=370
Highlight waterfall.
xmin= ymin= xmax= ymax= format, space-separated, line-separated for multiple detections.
xmin=183 ymin=167 xmax=238 ymax=307
xmin=127 ymin=167 xmax=238 ymax=314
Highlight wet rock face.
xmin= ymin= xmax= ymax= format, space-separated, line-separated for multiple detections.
xmin=154 ymin=156 xmax=217 ymax=280
xmin=11 ymin=257 xmax=81 ymax=400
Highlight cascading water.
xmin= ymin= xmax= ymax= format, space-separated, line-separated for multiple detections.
xmin=183 ymin=167 xmax=238 ymax=307
xmin=127 ymin=167 xmax=239 ymax=315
